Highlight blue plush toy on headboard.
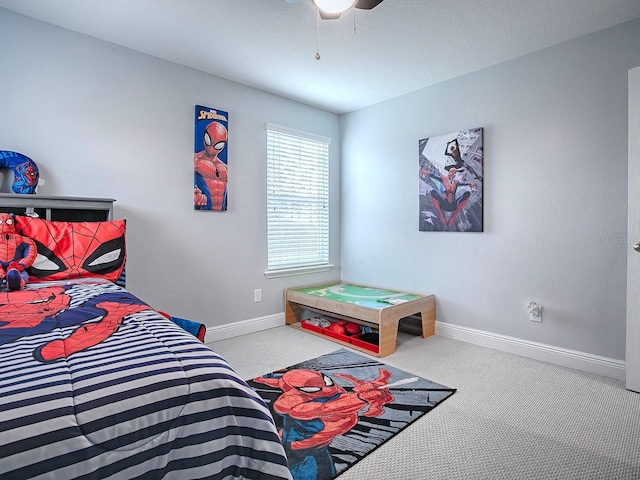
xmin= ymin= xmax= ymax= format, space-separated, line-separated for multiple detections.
xmin=0 ymin=151 xmax=40 ymax=194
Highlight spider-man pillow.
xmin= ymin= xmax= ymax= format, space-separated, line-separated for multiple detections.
xmin=14 ymin=216 xmax=126 ymax=284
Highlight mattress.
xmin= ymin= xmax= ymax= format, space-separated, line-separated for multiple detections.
xmin=0 ymin=278 xmax=291 ymax=480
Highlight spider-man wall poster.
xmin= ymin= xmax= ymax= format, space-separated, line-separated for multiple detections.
xmin=194 ymin=105 xmax=229 ymax=211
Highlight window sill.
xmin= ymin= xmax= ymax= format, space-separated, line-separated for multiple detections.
xmin=265 ymin=264 xmax=335 ymax=279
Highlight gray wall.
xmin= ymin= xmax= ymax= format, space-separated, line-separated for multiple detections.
xmin=341 ymin=18 xmax=640 ymax=361
xmin=0 ymin=9 xmax=342 ymax=326
xmin=2 ymin=8 xmax=639 ymax=363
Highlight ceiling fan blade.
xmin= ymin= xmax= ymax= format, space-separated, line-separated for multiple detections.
xmin=355 ymin=0 xmax=384 ymax=9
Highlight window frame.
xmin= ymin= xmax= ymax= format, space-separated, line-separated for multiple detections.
xmin=264 ymin=123 xmax=333 ymax=279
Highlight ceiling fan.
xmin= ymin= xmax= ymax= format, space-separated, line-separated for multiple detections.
xmin=285 ymin=0 xmax=384 ymax=20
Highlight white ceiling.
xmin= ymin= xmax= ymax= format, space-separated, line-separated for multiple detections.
xmin=2 ymin=0 xmax=640 ymax=114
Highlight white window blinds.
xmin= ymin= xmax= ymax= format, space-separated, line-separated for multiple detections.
xmin=266 ymin=124 xmax=330 ymax=274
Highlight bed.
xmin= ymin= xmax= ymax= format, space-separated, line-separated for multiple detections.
xmin=0 ymin=202 xmax=292 ymax=480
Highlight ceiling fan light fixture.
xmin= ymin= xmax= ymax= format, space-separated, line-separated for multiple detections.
xmin=312 ymin=0 xmax=356 ymax=14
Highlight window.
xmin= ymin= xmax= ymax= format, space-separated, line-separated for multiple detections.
xmin=266 ymin=123 xmax=331 ymax=277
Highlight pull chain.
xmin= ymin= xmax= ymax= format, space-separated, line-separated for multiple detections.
xmin=315 ymin=10 xmax=321 ymax=60
xmin=353 ymin=6 xmax=357 ymax=34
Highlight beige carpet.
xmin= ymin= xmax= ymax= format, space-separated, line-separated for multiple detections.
xmin=209 ymin=326 xmax=640 ymax=479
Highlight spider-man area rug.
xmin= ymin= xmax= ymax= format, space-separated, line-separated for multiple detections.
xmin=247 ymin=348 xmax=456 ymax=480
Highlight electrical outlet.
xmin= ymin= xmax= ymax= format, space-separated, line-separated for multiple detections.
xmin=254 ymin=289 xmax=262 ymax=303
xmin=527 ymin=302 xmax=542 ymax=322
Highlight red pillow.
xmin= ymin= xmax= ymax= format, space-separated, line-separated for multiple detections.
xmin=14 ymin=216 xmax=126 ymax=284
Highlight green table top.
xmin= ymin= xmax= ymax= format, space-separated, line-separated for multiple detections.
xmin=293 ymin=283 xmax=422 ymax=310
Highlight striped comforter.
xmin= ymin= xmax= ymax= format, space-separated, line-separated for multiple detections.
xmin=0 ymin=279 xmax=291 ymax=480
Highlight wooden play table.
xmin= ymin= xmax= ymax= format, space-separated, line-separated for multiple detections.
xmin=285 ymin=281 xmax=435 ymax=357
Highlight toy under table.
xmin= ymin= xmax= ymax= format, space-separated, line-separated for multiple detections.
xmin=285 ymin=281 xmax=435 ymax=357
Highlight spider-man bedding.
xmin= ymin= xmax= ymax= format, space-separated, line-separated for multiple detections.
xmin=0 ymin=217 xmax=292 ymax=480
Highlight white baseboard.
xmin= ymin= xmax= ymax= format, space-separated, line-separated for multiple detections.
xmin=206 ymin=314 xmax=626 ymax=381
xmin=205 ymin=313 xmax=285 ymax=342
xmin=435 ymin=321 xmax=626 ymax=381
